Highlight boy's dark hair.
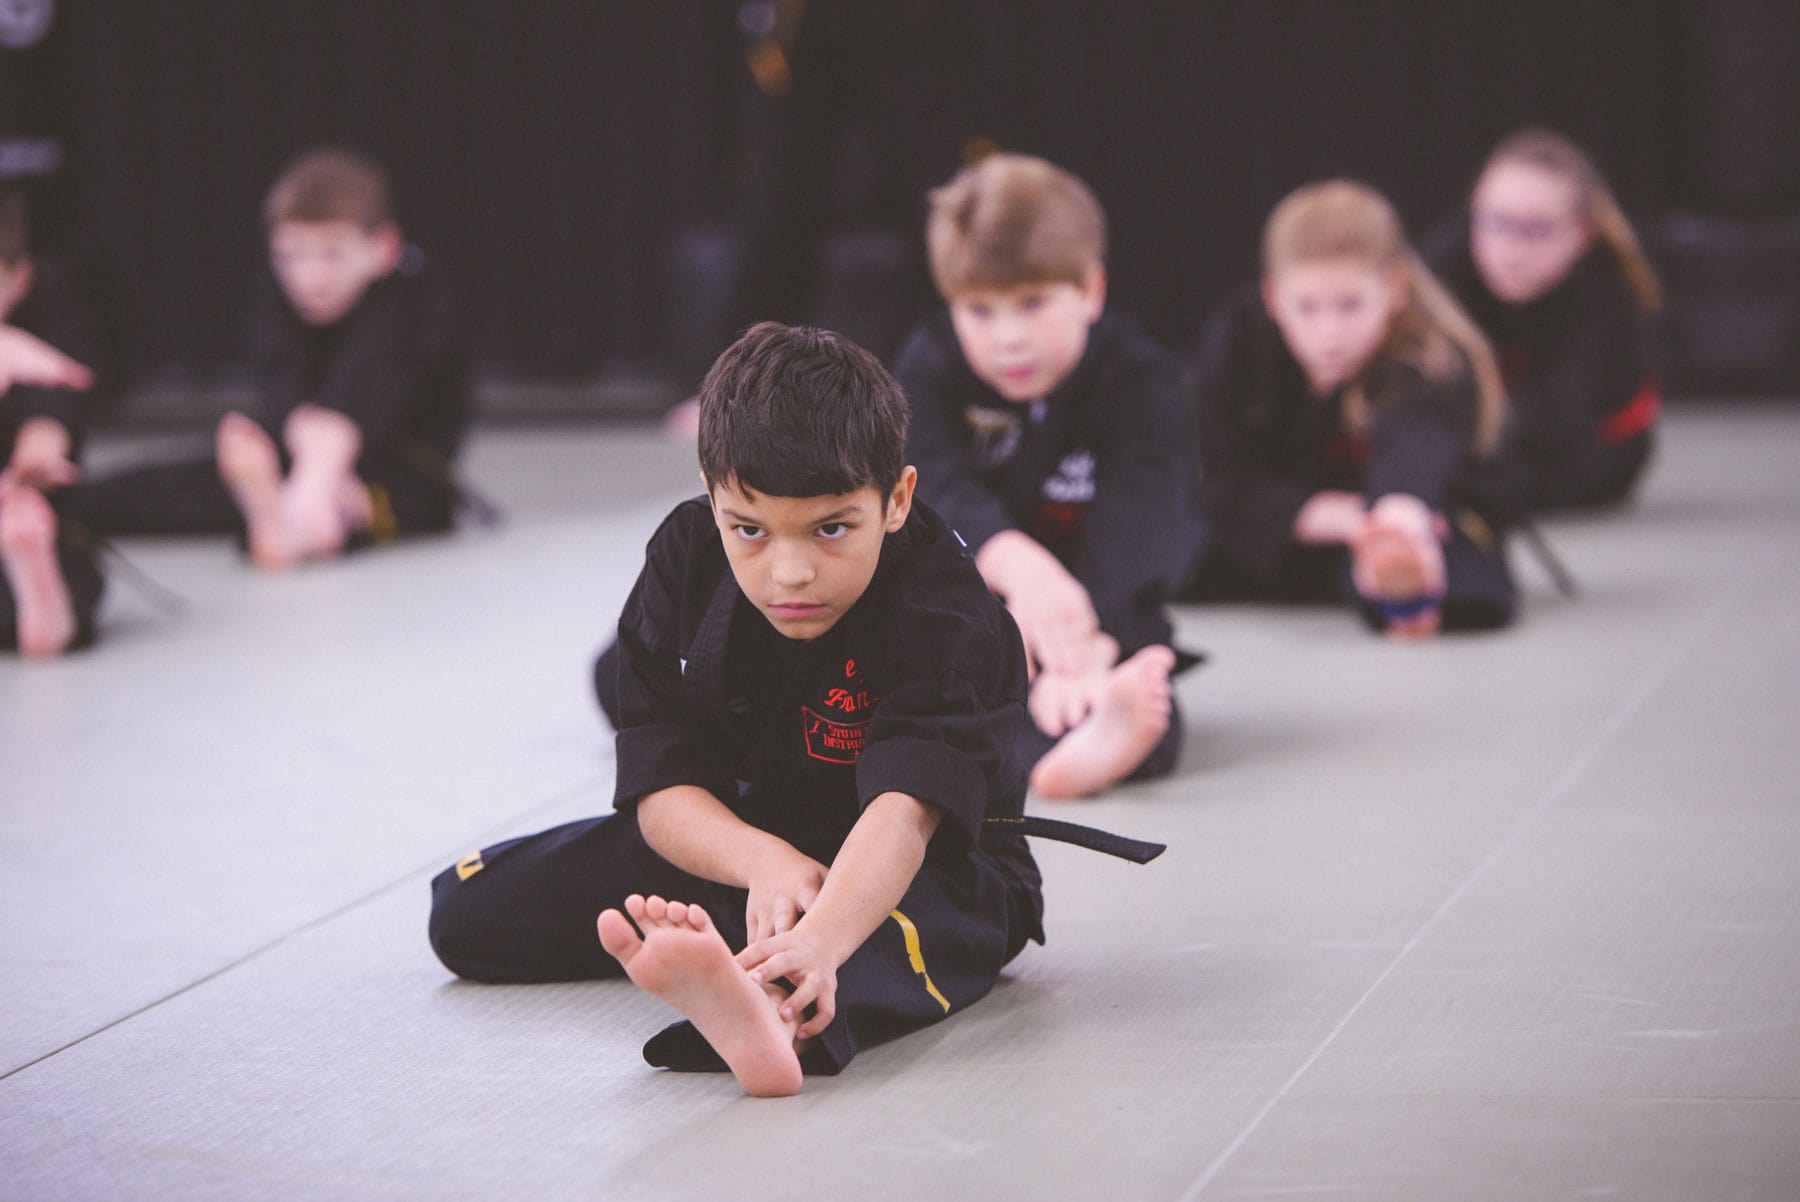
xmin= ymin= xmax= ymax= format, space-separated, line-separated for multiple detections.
xmin=263 ymin=147 xmax=393 ymax=232
xmin=698 ymin=322 xmax=909 ymax=501
xmin=926 ymin=152 xmax=1106 ymax=297
xmin=0 ymin=184 xmax=29 ymax=265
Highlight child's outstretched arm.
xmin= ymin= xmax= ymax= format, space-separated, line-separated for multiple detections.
xmin=976 ymin=529 xmax=1099 ymax=676
xmin=636 ymin=784 xmax=829 ymax=944
xmin=0 ymin=325 xmax=93 ymax=396
xmin=735 ymin=792 xmax=942 ymax=1039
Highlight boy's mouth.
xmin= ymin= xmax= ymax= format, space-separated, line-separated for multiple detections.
xmin=769 ymin=601 xmax=825 ymax=620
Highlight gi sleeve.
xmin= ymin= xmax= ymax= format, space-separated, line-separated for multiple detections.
xmin=307 ymin=280 xmax=427 ymax=450
xmin=1508 ymin=265 xmax=1648 ymax=504
xmin=896 ymin=317 xmax=1018 ymax=553
xmin=854 ymin=564 xmax=1030 ymax=853
xmin=1074 ymin=328 xmax=1192 ymax=646
xmin=611 ymin=505 xmax=738 ymax=811
xmin=1365 ymin=367 xmax=1479 ymax=512
xmin=6 ymin=263 xmax=101 ymax=455
xmin=1194 ymin=301 xmax=1314 ymax=582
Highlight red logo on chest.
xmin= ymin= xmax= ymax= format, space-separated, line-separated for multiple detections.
xmin=802 ymin=707 xmax=870 ymax=764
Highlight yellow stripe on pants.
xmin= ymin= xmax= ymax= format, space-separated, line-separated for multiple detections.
xmin=890 ymin=908 xmax=951 ymax=1013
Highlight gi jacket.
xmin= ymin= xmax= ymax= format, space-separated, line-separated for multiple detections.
xmin=2 ymin=258 xmax=100 ymax=462
xmin=611 ymin=495 xmax=1038 ymax=892
xmin=1434 ymin=233 xmax=1657 ymax=506
xmin=1196 ymin=290 xmax=1494 ymax=583
xmin=898 ymin=309 xmax=1193 ymax=657
xmin=244 ymin=247 xmax=469 ymax=468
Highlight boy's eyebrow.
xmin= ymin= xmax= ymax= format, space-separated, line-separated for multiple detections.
xmin=719 ymin=504 xmax=865 ymax=525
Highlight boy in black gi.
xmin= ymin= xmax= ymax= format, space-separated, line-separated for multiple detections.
xmin=57 ymin=147 xmax=468 ymax=568
xmin=895 ymin=153 xmax=1190 ymax=800
xmin=430 ymin=322 xmax=1044 ymax=1097
xmin=0 ymin=183 xmax=104 ymax=657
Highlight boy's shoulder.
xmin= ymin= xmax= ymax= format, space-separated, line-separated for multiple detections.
xmin=870 ymin=498 xmax=1019 ymax=674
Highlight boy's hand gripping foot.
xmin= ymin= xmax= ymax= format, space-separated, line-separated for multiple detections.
xmin=1029 ymin=644 xmax=1175 ymax=799
xmin=1352 ymin=507 xmax=1446 ymax=639
xmin=598 ymin=894 xmax=805 ymax=1098
xmin=216 ymin=413 xmax=295 ymax=570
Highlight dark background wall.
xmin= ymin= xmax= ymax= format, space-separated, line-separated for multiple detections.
xmin=4 ymin=0 xmax=1797 ymax=405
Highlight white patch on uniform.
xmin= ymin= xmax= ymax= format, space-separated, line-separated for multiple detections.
xmin=1042 ymin=449 xmax=1096 ymax=504
xmin=964 ymin=405 xmax=1024 ymax=468
xmin=679 ymin=657 xmax=687 ymax=675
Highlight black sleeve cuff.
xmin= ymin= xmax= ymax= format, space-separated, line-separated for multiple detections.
xmin=856 ymin=736 xmax=987 ymax=852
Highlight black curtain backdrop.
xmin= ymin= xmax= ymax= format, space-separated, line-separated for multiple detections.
xmin=9 ymin=0 xmax=1796 ymax=399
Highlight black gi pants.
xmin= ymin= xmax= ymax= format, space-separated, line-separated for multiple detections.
xmin=55 ymin=453 xmax=453 ymax=545
xmin=428 ymin=812 xmax=1037 ymax=1075
xmin=1187 ymin=520 xmax=1515 ymax=633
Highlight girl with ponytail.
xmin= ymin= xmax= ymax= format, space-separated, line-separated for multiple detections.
xmin=1434 ymin=128 xmax=1662 ymax=509
xmin=1188 ymin=179 xmax=1515 ymax=637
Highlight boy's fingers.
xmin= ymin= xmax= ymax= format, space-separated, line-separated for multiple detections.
xmin=797 ymin=991 xmax=836 ymax=1038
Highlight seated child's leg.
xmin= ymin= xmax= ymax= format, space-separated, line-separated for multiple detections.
xmin=429 ymin=813 xmax=739 ymax=984
xmin=54 ymin=458 xmax=244 ymax=538
xmin=1435 ymin=516 xmax=1516 ymax=632
xmin=0 ymin=483 xmax=77 ymax=657
xmin=1029 ymin=645 xmax=1177 ymax=800
xmin=216 ymin=412 xmax=293 ymax=569
xmin=598 ymin=895 xmax=804 ymax=1098
xmin=788 ymin=853 xmax=1034 ymax=1075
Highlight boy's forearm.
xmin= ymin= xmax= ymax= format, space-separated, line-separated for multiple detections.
xmin=975 ymin=529 xmax=1067 ymax=598
xmin=795 ymin=791 xmax=942 ymax=967
xmin=636 ymin=784 xmax=806 ymax=889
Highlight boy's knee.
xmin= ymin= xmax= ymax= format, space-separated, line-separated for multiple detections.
xmin=427 ymin=862 xmax=503 ymax=981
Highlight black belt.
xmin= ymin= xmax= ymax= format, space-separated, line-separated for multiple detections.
xmin=983 ymin=815 xmax=1166 ymax=864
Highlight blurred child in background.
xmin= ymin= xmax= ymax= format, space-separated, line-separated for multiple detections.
xmin=58 ymin=148 xmax=469 ymax=569
xmin=1432 ymin=128 xmax=1662 ymax=511
xmin=896 ymin=154 xmax=1193 ymax=799
xmin=0 ymin=183 xmax=103 ymax=657
xmin=1189 ymin=180 xmax=1514 ymax=638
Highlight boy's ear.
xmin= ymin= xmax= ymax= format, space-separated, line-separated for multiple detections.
xmin=0 ymin=257 xmax=34 ymax=320
xmin=371 ymin=223 xmax=404 ymax=273
xmin=883 ymin=466 xmax=918 ymax=532
xmin=1082 ymin=265 xmax=1108 ymax=320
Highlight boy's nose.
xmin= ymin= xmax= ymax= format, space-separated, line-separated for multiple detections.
xmin=769 ymin=547 xmax=816 ymax=588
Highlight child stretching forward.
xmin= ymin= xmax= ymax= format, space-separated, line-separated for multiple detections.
xmin=431 ymin=323 xmax=1046 ymax=1097
xmin=897 ymin=153 xmax=1193 ymax=800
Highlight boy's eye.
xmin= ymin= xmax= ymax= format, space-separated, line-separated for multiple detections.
xmin=733 ymin=524 xmax=767 ymax=541
xmin=816 ymin=522 xmax=850 ymax=540
xmin=1020 ymin=294 xmax=1046 ymax=312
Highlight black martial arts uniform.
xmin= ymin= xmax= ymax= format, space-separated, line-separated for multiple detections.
xmin=1187 ymin=290 xmax=1515 ymax=632
xmin=58 ymin=247 xmax=468 ymax=545
xmin=432 ymin=496 xmax=1045 ymax=1076
xmin=1 ymin=258 xmax=104 ymax=649
xmin=894 ymin=308 xmax=1194 ymax=779
xmin=1433 ymin=232 xmax=1658 ymax=511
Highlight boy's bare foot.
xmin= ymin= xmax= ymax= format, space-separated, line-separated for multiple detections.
xmin=215 ymin=413 xmax=293 ymax=570
xmin=1030 ymin=644 xmax=1175 ymax=799
xmin=0 ymin=484 xmax=78 ymax=658
xmin=598 ymin=894 xmax=804 ymax=1098
xmin=1354 ymin=524 xmax=1443 ymax=640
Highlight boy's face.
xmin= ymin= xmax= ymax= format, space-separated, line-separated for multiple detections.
xmin=1263 ymin=257 xmax=1404 ymax=394
xmin=269 ymin=220 xmax=401 ymax=325
xmin=709 ymin=468 xmax=917 ymax=641
xmin=947 ymin=269 xmax=1106 ymax=403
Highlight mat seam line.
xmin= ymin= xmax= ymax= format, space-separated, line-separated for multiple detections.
xmin=1177 ymin=554 xmax=1773 ymax=1200
xmin=0 ymin=768 xmax=611 ymax=1083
